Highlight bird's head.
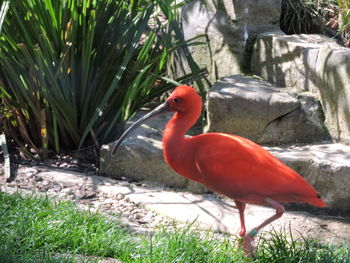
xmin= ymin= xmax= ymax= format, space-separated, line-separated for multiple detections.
xmin=111 ymin=85 xmax=202 ymax=155
xmin=167 ymin=85 xmax=202 ymax=114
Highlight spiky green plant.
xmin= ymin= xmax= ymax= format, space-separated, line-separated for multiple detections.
xmin=0 ymin=1 xmax=10 ymax=36
xmin=336 ymin=0 xmax=350 ymax=43
xmin=280 ymin=0 xmax=331 ymax=34
xmin=280 ymin=0 xmax=350 ymax=46
xmin=0 ymin=0 xmax=205 ymax=159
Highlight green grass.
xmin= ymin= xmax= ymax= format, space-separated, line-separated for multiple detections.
xmin=0 ymin=191 xmax=349 ymax=263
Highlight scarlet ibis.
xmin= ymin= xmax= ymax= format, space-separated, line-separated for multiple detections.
xmin=111 ymin=85 xmax=326 ymax=254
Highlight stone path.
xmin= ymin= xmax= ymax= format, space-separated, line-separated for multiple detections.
xmin=1 ymin=165 xmax=350 ymax=248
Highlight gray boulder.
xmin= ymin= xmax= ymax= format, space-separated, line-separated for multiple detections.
xmin=251 ymin=31 xmax=338 ymax=93
xmin=260 ymin=93 xmax=329 ymax=143
xmin=316 ymin=46 xmax=350 ymax=145
xmin=205 ymin=75 xmax=329 ymax=144
xmin=251 ymin=32 xmax=350 ymax=145
xmin=175 ymin=0 xmax=282 ymax=82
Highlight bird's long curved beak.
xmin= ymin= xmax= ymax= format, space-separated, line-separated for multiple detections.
xmin=111 ymin=101 xmax=170 ymax=155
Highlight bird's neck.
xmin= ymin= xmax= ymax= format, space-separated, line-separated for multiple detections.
xmin=162 ymin=106 xmax=203 ymax=182
xmin=162 ymin=111 xmax=197 ymax=170
xmin=163 ymin=111 xmax=197 ymax=143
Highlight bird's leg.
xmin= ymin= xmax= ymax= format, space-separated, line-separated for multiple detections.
xmin=234 ymin=200 xmax=246 ymax=237
xmin=243 ymin=197 xmax=285 ymax=254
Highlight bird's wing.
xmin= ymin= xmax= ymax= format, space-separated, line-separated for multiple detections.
xmin=192 ymin=133 xmax=318 ymax=201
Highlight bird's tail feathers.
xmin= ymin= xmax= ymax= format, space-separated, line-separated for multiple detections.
xmin=306 ymin=197 xmax=326 ymax=207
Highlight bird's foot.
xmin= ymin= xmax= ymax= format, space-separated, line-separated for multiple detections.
xmin=243 ymin=234 xmax=255 ymax=255
xmin=239 ymin=228 xmax=246 ymax=237
xmin=243 ymin=229 xmax=258 ymax=255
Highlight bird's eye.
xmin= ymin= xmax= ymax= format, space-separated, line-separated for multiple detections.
xmin=173 ymin=97 xmax=181 ymax=103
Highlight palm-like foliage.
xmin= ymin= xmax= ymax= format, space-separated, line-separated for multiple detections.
xmin=280 ymin=0 xmax=350 ymax=45
xmin=336 ymin=0 xmax=350 ymax=44
xmin=0 ymin=0 xmax=204 ymax=158
xmin=280 ymin=0 xmax=329 ymax=34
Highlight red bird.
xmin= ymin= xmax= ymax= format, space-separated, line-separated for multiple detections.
xmin=112 ymin=85 xmax=326 ymax=254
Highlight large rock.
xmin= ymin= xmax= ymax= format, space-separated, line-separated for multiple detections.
xmin=251 ymin=31 xmax=338 ymax=92
xmin=268 ymin=143 xmax=350 ymax=212
xmin=100 ymin=111 xmax=208 ymax=193
xmin=175 ymin=0 xmax=282 ymax=82
xmin=205 ymin=75 xmax=329 ymax=144
xmin=316 ymin=46 xmax=350 ymax=145
xmin=251 ymin=32 xmax=350 ymax=145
